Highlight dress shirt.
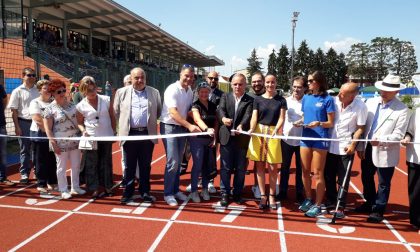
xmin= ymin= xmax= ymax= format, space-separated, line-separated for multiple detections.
xmin=130 ymin=88 xmax=148 ymax=128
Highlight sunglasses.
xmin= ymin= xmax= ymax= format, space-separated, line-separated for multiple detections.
xmin=26 ymin=74 xmax=36 ymax=78
xmin=308 ymin=79 xmax=315 ymax=83
xmin=208 ymin=77 xmax=219 ymax=81
xmin=55 ymin=89 xmax=66 ymax=95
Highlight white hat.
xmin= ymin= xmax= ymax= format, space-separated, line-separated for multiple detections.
xmin=374 ymin=74 xmax=406 ymax=91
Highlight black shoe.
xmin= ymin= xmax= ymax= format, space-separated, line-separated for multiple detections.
xmin=233 ymin=194 xmax=243 ymax=204
xmin=220 ymin=193 xmax=229 ymax=207
xmin=367 ymin=212 xmax=384 ymax=223
xmin=120 ymin=196 xmax=133 ymax=205
xmin=141 ymin=193 xmax=156 ymax=203
xmin=259 ymin=195 xmax=268 ymax=210
xmin=355 ymin=202 xmax=372 ymax=213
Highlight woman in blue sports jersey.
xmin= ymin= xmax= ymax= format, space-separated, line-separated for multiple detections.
xmin=293 ymin=71 xmax=335 ymax=218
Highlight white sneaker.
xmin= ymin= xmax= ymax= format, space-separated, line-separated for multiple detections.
xmin=175 ymin=191 xmax=188 ymax=201
xmin=190 ymin=191 xmax=201 ymax=203
xmin=70 ymin=188 xmax=86 ymax=195
xmin=252 ymin=185 xmax=261 ymax=199
xmin=201 ymin=189 xmax=210 ymax=201
xmin=61 ymin=191 xmax=72 ymax=199
xmin=208 ymin=182 xmax=217 ymax=194
xmin=164 ymin=195 xmax=178 ymax=206
xmin=186 ymin=184 xmax=192 ymax=193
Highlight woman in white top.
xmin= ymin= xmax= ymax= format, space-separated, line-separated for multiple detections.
xmin=29 ymin=80 xmax=57 ymax=192
xmin=76 ymin=76 xmax=116 ymax=197
xmin=401 ymin=108 xmax=420 ymax=231
xmin=44 ymin=79 xmax=85 ymax=199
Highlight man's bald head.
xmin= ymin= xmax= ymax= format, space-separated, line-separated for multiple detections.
xmin=207 ymin=71 xmax=219 ymax=89
xmin=339 ymin=82 xmax=359 ymax=107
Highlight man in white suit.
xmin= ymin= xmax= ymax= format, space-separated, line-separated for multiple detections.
xmin=356 ymin=74 xmax=409 ymax=223
xmin=114 ymin=67 xmax=162 ymax=204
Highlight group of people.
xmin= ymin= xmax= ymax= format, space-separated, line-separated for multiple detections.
xmin=0 ymin=66 xmax=419 ymax=230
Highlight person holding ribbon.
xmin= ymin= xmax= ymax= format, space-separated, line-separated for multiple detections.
xmin=356 ymin=74 xmax=409 ymax=223
xmin=76 ymin=76 xmax=116 ymax=198
xmin=114 ymin=67 xmax=162 ymax=204
xmin=188 ymin=82 xmax=218 ymax=202
xmin=247 ymin=74 xmax=287 ymax=210
xmin=295 ymin=70 xmax=335 ymax=218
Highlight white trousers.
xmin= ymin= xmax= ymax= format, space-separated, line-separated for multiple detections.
xmin=55 ymin=149 xmax=81 ymax=192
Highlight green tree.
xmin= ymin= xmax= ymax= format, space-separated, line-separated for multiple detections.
xmin=267 ymin=49 xmax=277 ymax=76
xmin=276 ymin=44 xmax=290 ymax=91
xmin=294 ymin=40 xmax=311 ymax=76
xmin=325 ymin=47 xmax=339 ymax=88
xmin=370 ymin=37 xmax=395 ymax=80
xmin=246 ymin=48 xmax=263 ymax=83
xmin=390 ymin=40 xmax=418 ymax=82
xmin=336 ymin=53 xmax=348 ymax=86
xmin=311 ymin=48 xmax=325 ymax=72
xmin=346 ymin=42 xmax=372 ymax=85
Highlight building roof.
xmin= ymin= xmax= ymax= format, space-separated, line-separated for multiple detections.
xmin=22 ymin=0 xmax=224 ymax=67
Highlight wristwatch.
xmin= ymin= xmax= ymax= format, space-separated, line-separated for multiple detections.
xmin=319 ymin=121 xmax=323 ymax=127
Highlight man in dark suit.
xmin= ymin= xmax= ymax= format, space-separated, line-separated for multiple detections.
xmin=217 ymin=73 xmax=253 ymax=206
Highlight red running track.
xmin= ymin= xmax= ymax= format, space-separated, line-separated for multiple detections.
xmin=0 ymin=141 xmax=419 ymax=251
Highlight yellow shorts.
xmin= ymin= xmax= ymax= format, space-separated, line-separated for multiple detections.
xmin=247 ymin=123 xmax=282 ymax=164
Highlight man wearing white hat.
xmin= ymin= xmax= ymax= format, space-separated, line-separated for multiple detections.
xmin=356 ymin=74 xmax=409 ymax=223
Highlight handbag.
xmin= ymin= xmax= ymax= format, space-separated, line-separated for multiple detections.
xmin=78 ymin=136 xmax=98 ymax=150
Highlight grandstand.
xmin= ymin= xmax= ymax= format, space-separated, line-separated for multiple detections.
xmin=0 ymin=0 xmax=224 ymax=92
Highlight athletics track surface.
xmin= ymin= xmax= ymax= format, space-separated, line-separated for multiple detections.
xmin=0 ymin=141 xmax=419 ymax=252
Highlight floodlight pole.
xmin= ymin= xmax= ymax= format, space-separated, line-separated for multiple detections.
xmin=290 ymin=11 xmax=300 ymax=91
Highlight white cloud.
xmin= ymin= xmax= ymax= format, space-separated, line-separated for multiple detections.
xmin=231 ymin=55 xmax=247 ymax=72
xmin=323 ymin=37 xmax=361 ymax=54
xmin=205 ymin=45 xmax=215 ymax=53
xmin=255 ymin=44 xmax=279 ymax=70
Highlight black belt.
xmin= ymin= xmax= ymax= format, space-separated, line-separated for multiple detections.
xmin=130 ymin=127 xmax=147 ymax=131
xmin=18 ymin=118 xmax=32 ymax=122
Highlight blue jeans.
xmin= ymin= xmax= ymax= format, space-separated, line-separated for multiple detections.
xmin=161 ymin=123 xmax=187 ymax=196
xmin=18 ymin=119 xmax=32 ymax=177
xmin=220 ymin=137 xmax=248 ymax=196
xmin=189 ymin=137 xmax=214 ymax=192
xmin=0 ymin=127 xmax=7 ymax=181
xmin=280 ymin=140 xmax=303 ymax=196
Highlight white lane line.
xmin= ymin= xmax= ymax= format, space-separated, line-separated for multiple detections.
xmin=9 ymin=212 xmax=73 ymax=252
xmin=395 ymin=166 xmax=408 ymax=176
xmin=277 ymin=201 xmax=287 ymax=252
xmin=220 ymin=206 xmax=245 ymax=223
xmin=0 ymin=184 xmax=35 ymax=199
xmin=148 ymin=200 xmax=189 ymax=252
xmin=112 ymin=149 xmax=121 ymax=154
xmin=110 ymin=208 xmax=132 ymax=214
xmin=132 ymin=202 xmax=152 ymax=215
xmin=8 ymin=198 xmax=94 ymax=252
xmin=1 ymin=202 xmax=419 ymax=248
xmin=382 ymin=219 xmax=415 ymax=252
xmin=151 ymin=154 xmax=166 ymax=165
xmin=393 ymin=210 xmax=409 ymax=215
xmin=349 ymin=182 xmax=414 ymax=251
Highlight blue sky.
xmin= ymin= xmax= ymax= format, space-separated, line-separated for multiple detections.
xmin=116 ymin=0 xmax=420 ymax=77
